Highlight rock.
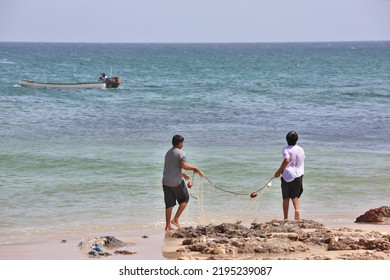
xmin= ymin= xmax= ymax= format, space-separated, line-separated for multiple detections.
xmin=327 ymin=233 xmax=390 ymax=251
xmin=176 ymin=247 xmax=187 ymax=254
xmin=328 ymin=237 xmax=338 ymax=250
xmin=78 ymin=236 xmax=128 ymax=249
xmin=114 ymin=250 xmax=136 ymax=255
xmin=182 ymin=238 xmax=194 ymax=245
xmin=87 ymin=250 xmax=111 ymax=257
xmin=88 ymin=250 xmax=98 ymax=256
xmin=355 ymin=206 xmax=390 ymax=223
xmin=101 ymin=236 xmax=128 ymax=248
xmin=212 ymin=247 xmax=226 ymax=255
xmin=173 ymin=219 xmax=325 ymax=240
xmin=170 ymin=220 xmax=390 ymax=260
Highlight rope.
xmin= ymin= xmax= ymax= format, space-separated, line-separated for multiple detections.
xmin=187 ymin=173 xmax=275 ymax=225
xmin=202 ymin=175 xmax=275 ymax=197
xmin=189 ymin=172 xmax=198 ymax=200
xmin=252 ymin=176 xmax=275 ymax=193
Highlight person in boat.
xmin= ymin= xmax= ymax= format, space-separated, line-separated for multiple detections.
xmin=99 ymin=73 xmax=107 ymax=82
xmin=162 ymin=135 xmax=204 ymax=231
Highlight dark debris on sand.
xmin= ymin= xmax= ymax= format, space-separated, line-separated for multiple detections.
xmin=78 ymin=235 xmax=129 ymax=249
xmin=79 ymin=236 xmax=133 ymax=258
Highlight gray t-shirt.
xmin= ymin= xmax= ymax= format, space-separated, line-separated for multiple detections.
xmin=162 ymin=147 xmax=187 ymax=187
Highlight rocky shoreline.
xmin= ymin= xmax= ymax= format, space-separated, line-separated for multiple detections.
xmin=169 ymin=219 xmax=390 ymax=260
xmin=71 ymin=207 xmax=390 ymax=260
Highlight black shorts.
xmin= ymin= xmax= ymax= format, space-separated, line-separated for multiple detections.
xmin=281 ymin=175 xmax=303 ymax=199
xmin=163 ymin=181 xmax=189 ymax=209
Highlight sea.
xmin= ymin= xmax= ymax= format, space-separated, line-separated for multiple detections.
xmin=0 ymin=42 xmax=389 ymax=246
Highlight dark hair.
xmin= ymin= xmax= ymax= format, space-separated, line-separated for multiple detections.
xmin=286 ymin=131 xmax=298 ymax=146
xmin=172 ymin=135 xmax=184 ymax=146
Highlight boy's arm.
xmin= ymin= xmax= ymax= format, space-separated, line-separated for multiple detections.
xmin=181 ymin=160 xmax=204 ymax=177
xmin=274 ymin=158 xmax=290 ymax=178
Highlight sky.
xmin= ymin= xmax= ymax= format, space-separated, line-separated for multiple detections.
xmin=1 ymin=0 xmax=390 ymax=43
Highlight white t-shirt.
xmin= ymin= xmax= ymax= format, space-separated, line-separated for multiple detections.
xmin=282 ymin=145 xmax=305 ymax=182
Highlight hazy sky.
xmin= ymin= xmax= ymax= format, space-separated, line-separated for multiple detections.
xmin=1 ymin=0 xmax=390 ymax=43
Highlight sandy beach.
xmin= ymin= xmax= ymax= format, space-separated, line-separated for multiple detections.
xmin=0 ymin=220 xmax=389 ymax=260
xmin=0 ymin=231 xmax=176 ymax=260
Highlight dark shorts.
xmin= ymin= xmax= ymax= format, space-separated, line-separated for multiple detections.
xmin=281 ymin=175 xmax=303 ymax=200
xmin=163 ymin=181 xmax=189 ymax=209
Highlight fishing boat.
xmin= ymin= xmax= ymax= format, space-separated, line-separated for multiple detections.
xmin=19 ymin=76 xmax=121 ymax=89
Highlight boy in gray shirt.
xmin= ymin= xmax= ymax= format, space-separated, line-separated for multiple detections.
xmin=162 ymin=135 xmax=204 ymax=231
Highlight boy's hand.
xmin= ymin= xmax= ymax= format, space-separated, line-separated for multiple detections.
xmin=197 ymin=169 xmax=204 ymax=177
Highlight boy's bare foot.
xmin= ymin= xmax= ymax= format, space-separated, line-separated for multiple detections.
xmin=171 ymin=220 xmax=181 ymax=229
xmin=294 ymin=210 xmax=301 ymax=220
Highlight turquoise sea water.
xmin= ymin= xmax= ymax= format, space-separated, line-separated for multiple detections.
xmin=0 ymin=42 xmax=389 ymax=246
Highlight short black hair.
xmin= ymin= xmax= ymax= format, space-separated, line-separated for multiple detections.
xmin=172 ymin=134 xmax=184 ymax=146
xmin=286 ymin=131 xmax=298 ymax=146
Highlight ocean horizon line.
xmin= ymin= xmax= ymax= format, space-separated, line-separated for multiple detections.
xmin=1 ymin=40 xmax=390 ymax=45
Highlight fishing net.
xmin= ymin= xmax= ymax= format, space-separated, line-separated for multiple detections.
xmin=184 ymin=173 xmax=274 ymax=225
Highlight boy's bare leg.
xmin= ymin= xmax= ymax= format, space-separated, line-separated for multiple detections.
xmin=292 ymin=198 xmax=300 ymax=220
xmin=165 ymin=207 xmax=173 ymax=231
xmin=283 ymin=199 xmax=290 ymax=220
xmin=171 ymin=202 xmax=188 ymax=228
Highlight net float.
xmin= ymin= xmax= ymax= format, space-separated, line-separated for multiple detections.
xmin=250 ymin=192 xmax=257 ymax=198
xmin=187 ymin=181 xmax=193 ymax=188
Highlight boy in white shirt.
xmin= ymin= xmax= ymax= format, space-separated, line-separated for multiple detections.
xmin=274 ymin=131 xmax=305 ymax=220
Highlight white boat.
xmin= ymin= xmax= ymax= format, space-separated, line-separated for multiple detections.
xmin=19 ymin=76 xmax=121 ymax=89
